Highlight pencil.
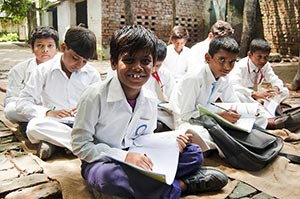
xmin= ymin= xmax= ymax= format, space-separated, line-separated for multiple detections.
xmin=210 ymin=102 xmax=235 ymax=113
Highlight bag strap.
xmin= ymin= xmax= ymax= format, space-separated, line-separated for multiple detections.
xmin=279 ymin=152 xmax=300 ymax=164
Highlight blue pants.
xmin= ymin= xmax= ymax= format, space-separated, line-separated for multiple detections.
xmin=82 ymin=143 xmax=203 ymax=199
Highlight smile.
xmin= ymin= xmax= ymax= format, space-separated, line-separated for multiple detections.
xmin=128 ymin=74 xmax=145 ymax=78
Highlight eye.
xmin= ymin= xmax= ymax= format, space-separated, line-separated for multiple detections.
xmin=141 ymin=57 xmax=152 ymax=65
xmin=218 ymin=57 xmax=225 ymax=63
xmin=48 ymin=44 xmax=55 ymax=49
xmin=229 ymin=60 xmax=236 ymax=65
xmin=121 ymin=57 xmax=134 ymax=64
xmin=72 ymin=56 xmax=80 ymax=61
xmin=36 ymin=44 xmax=43 ymax=49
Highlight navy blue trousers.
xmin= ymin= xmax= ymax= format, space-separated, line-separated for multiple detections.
xmin=82 ymin=143 xmax=203 ymax=199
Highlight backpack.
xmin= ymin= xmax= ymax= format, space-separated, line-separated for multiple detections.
xmin=190 ymin=114 xmax=283 ymax=171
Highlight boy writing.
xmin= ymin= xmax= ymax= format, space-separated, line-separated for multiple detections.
xmin=4 ymin=26 xmax=59 ymax=123
xmin=169 ymin=36 xmax=268 ymax=152
xmin=16 ymin=26 xmax=101 ymax=160
xmin=229 ymin=38 xmax=289 ymax=109
xmin=71 ymin=25 xmax=227 ymax=198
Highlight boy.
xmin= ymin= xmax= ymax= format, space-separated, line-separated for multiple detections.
xmin=162 ymin=25 xmax=191 ymax=82
xmin=71 ymin=25 xmax=227 ymax=198
xmin=16 ymin=26 xmax=101 ymax=160
xmin=144 ymin=39 xmax=176 ymax=131
xmin=169 ymin=36 xmax=268 ymax=152
xmin=229 ymin=38 xmax=289 ymax=109
xmin=190 ymin=20 xmax=234 ymax=71
xmin=4 ymin=26 xmax=59 ymax=123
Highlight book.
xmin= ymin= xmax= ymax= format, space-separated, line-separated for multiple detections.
xmin=102 ymin=129 xmax=209 ymax=185
xmin=198 ymin=103 xmax=258 ymax=133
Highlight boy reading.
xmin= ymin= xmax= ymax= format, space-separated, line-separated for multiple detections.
xmin=71 ymin=25 xmax=227 ymax=198
xmin=16 ymin=26 xmax=101 ymax=160
xmin=229 ymin=38 xmax=289 ymax=111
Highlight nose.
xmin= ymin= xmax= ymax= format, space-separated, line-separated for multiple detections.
xmin=132 ymin=62 xmax=143 ymax=71
xmin=223 ymin=62 xmax=233 ymax=70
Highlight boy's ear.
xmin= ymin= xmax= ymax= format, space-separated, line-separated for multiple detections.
xmin=110 ymin=58 xmax=117 ymax=70
xmin=60 ymin=43 xmax=67 ymax=52
xmin=247 ymin=51 xmax=252 ymax=57
xmin=205 ymin=52 xmax=211 ymax=64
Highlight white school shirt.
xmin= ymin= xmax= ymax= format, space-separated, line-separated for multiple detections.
xmin=71 ymin=76 xmax=157 ymax=163
xmin=229 ymin=56 xmax=289 ymax=102
xmin=16 ymin=53 xmax=101 ymax=120
xmin=189 ymin=37 xmax=211 ymax=72
xmin=169 ymin=63 xmax=239 ymax=124
xmin=144 ymin=67 xmax=176 ymax=129
xmin=162 ymin=44 xmax=191 ymax=82
xmin=5 ymin=57 xmax=38 ymax=106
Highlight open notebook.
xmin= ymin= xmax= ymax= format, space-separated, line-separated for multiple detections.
xmin=102 ymin=129 xmax=209 ymax=185
xmin=198 ymin=103 xmax=259 ymax=133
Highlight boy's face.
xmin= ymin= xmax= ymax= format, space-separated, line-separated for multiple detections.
xmin=32 ymin=38 xmax=57 ymax=65
xmin=171 ymin=38 xmax=187 ymax=54
xmin=61 ymin=43 xmax=88 ymax=73
xmin=248 ymin=51 xmax=269 ymax=69
xmin=152 ymin=61 xmax=163 ymax=73
xmin=205 ymin=49 xmax=237 ymax=79
xmin=111 ymin=50 xmax=153 ymax=99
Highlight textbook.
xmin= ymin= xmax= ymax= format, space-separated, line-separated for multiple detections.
xmin=102 ymin=129 xmax=209 ymax=185
xmin=198 ymin=103 xmax=259 ymax=133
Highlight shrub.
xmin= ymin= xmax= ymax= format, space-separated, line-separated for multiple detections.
xmin=0 ymin=33 xmax=19 ymax=42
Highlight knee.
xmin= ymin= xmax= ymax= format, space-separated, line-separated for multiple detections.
xmin=183 ymin=143 xmax=204 ymax=165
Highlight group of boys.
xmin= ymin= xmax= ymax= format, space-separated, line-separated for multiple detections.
xmin=4 ymin=23 xmax=289 ymax=198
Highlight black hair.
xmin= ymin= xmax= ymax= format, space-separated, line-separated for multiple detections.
xmin=110 ymin=25 xmax=158 ymax=64
xmin=210 ymin=20 xmax=234 ymax=37
xmin=64 ymin=26 xmax=97 ymax=59
xmin=208 ymin=36 xmax=239 ymax=57
xmin=168 ymin=25 xmax=189 ymax=44
xmin=157 ymin=39 xmax=167 ymax=62
xmin=30 ymin=26 xmax=59 ymax=48
xmin=249 ymin=38 xmax=271 ymax=54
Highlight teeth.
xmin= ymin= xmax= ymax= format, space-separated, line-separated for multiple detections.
xmin=130 ymin=74 xmax=142 ymax=78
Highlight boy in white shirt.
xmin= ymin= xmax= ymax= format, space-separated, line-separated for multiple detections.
xmin=71 ymin=25 xmax=227 ymax=199
xmin=189 ymin=20 xmax=234 ymax=72
xmin=170 ymin=36 xmax=268 ymax=152
xmin=4 ymin=26 xmax=59 ymax=123
xmin=162 ymin=25 xmax=191 ymax=82
xmin=16 ymin=26 xmax=101 ymax=160
xmin=229 ymin=38 xmax=289 ymax=109
xmin=145 ymin=39 xmax=176 ymax=131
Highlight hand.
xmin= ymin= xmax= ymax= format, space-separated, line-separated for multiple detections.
xmin=46 ymin=108 xmax=75 ymax=118
xmin=176 ymin=133 xmax=193 ymax=153
xmin=218 ymin=110 xmax=241 ymax=123
xmin=125 ymin=152 xmax=153 ymax=171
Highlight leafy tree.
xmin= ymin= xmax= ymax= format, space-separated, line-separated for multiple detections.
xmin=0 ymin=0 xmax=34 ymax=23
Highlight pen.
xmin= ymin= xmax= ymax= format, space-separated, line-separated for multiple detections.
xmin=51 ymin=105 xmax=56 ymax=111
xmin=210 ymin=102 xmax=236 ymax=114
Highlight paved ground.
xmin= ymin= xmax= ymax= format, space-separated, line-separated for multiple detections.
xmin=0 ymin=42 xmax=299 ymax=199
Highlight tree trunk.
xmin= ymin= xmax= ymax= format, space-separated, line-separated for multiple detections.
xmin=172 ymin=0 xmax=176 ymax=27
xmin=290 ymin=45 xmax=300 ymax=90
xmin=239 ymin=0 xmax=257 ymax=58
xmin=124 ymin=0 xmax=134 ymax=25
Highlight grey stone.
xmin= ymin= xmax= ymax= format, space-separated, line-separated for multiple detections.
xmin=228 ymin=182 xmax=258 ymax=199
xmin=252 ymin=192 xmax=277 ymax=199
xmin=4 ymin=180 xmax=62 ymax=199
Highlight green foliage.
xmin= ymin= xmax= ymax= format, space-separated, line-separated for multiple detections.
xmin=0 ymin=0 xmax=34 ymax=22
xmin=0 ymin=32 xmax=18 ymax=42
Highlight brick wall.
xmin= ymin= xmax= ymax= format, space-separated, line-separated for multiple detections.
xmin=259 ymin=0 xmax=300 ymax=56
xmin=101 ymin=0 xmax=206 ymax=52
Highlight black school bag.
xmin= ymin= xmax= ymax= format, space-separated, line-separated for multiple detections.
xmin=190 ymin=114 xmax=284 ymax=171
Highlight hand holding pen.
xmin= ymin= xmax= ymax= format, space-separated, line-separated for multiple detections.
xmin=125 ymin=152 xmax=153 ymax=171
xmin=211 ymin=102 xmax=241 ymax=123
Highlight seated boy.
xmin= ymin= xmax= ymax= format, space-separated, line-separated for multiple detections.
xmin=162 ymin=25 xmax=191 ymax=82
xmin=229 ymin=38 xmax=289 ymax=115
xmin=169 ymin=36 xmax=268 ymax=152
xmin=16 ymin=26 xmax=101 ymax=160
xmin=71 ymin=25 xmax=228 ymax=198
xmin=144 ymin=39 xmax=176 ymax=131
xmin=189 ymin=20 xmax=234 ymax=71
xmin=4 ymin=26 xmax=59 ymax=124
